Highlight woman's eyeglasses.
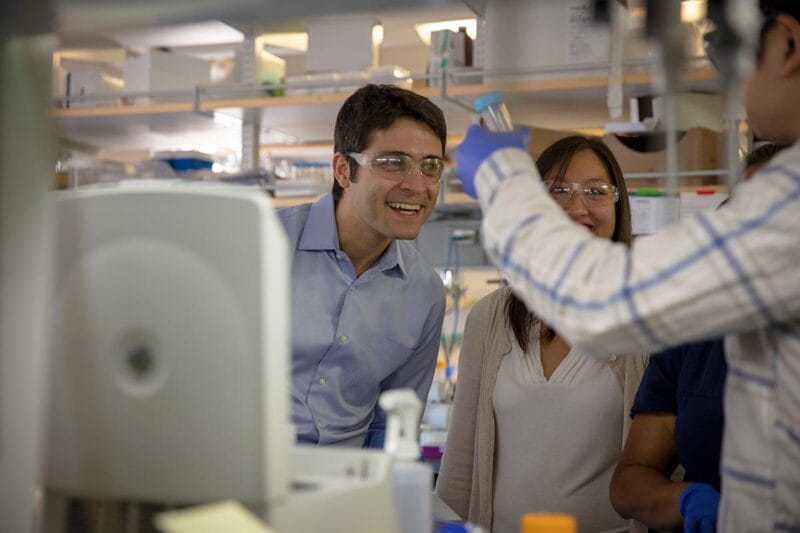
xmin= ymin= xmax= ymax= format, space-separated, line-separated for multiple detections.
xmin=544 ymin=179 xmax=620 ymax=206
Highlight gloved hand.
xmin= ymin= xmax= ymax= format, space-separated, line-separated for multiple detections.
xmin=454 ymin=124 xmax=530 ymax=198
xmin=679 ymin=483 xmax=720 ymax=533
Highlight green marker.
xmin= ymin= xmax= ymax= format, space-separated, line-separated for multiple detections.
xmin=634 ymin=188 xmax=662 ymax=196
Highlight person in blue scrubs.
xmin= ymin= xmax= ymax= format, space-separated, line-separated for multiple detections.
xmin=609 ymin=143 xmax=788 ymax=532
xmin=278 ymin=84 xmax=447 ymax=447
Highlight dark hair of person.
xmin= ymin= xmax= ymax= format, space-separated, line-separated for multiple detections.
xmin=744 ymin=142 xmax=789 ymax=169
xmin=758 ymin=1 xmax=800 ymax=60
xmin=331 ymin=84 xmax=447 ymax=202
xmin=505 ymin=136 xmax=633 ymax=353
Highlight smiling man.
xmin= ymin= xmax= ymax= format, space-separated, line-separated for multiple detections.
xmin=278 ymin=84 xmax=446 ymax=447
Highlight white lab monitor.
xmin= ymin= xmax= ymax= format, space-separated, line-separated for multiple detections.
xmin=45 ymin=181 xmax=292 ymax=512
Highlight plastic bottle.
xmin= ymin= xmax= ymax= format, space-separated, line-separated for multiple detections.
xmin=519 ymin=513 xmax=577 ymax=533
xmin=474 ymin=92 xmax=513 ymax=132
xmin=380 ymin=389 xmax=433 ymax=533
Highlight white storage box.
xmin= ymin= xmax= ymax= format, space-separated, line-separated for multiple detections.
xmin=484 ymin=0 xmax=610 ymax=83
xmin=123 ymin=50 xmax=211 ymax=95
xmin=306 ymin=17 xmax=379 ymax=74
xmin=65 ymin=70 xmax=123 ymax=108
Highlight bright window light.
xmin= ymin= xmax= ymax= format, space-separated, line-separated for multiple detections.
xmin=681 ymin=0 xmax=707 ymax=23
xmin=212 ymin=111 xmax=242 ymax=129
xmin=372 ymin=24 xmax=384 ymax=47
xmin=414 ymin=19 xmax=477 ymax=46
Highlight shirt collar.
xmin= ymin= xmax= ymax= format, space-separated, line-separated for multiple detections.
xmin=297 ymin=193 xmax=408 ymax=278
xmin=298 ymin=194 xmax=339 ymax=251
xmin=377 ymin=240 xmax=407 ymax=279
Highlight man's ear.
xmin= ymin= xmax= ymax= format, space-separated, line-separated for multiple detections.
xmin=777 ymin=13 xmax=800 ymax=77
xmin=332 ymin=152 xmax=353 ymax=189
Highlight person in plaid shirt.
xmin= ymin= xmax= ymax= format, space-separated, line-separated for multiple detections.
xmin=453 ymin=1 xmax=800 ymax=531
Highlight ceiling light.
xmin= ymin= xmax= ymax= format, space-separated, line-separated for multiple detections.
xmin=414 ymin=19 xmax=477 ymax=46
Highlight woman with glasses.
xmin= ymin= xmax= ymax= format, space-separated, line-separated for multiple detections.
xmin=436 ymin=136 xmax=647 ymax=533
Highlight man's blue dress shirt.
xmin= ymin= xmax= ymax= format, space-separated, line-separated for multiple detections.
xmin=278 ymin=194 xmax=445 ymax=446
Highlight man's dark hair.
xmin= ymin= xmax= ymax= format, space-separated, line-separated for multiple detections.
xmin=760 ymin=0 xmax=800 ymax=22
xmin=331 ymin=84 xmax=447 ymax=202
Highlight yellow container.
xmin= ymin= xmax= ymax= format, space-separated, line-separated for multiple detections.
xmin=520 ymin=513 xmax=577 ymax=533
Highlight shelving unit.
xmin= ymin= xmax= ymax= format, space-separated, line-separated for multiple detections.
xmin=52 ymin=65 xmax=720 ymax=150
xmin=52 ymin=63 xmax=731 ymax=210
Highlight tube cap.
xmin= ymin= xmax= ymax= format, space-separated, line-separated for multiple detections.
xmin=520 ymin=513 xmax=577 ymax=533
xmin=474 ymin=92 xmax=504 ymax=113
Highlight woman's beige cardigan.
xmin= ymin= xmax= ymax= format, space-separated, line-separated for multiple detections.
xmin=435 ymin=287 xmax=648 ymax=531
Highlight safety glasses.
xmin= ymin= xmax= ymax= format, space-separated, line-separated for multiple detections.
xmin=348 ymin=152 xmax=445 ymax=184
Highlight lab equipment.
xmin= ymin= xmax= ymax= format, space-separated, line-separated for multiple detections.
xmin=381 ymin=389 xmax=434 ymax=533
xmin=474 ymin=92 xmax=513 ymax=132
xmin=44 ymin=181 xmax=402 ymax=533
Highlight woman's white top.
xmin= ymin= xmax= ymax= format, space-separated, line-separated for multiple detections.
xmin=491 ymin=327 xmax=627 ymax=533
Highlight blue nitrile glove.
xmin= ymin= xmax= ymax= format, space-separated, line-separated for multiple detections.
xmin=679 ymin=483 xmax=720 ymax=533
xmin=454 ymin=124 xmax=530 ymax=198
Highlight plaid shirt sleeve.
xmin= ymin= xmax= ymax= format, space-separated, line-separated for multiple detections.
xmin=474 ymin=145 xmax=800 ymax=356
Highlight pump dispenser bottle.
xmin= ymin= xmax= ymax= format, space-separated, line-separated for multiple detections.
xmin=380 ymin=389 xmax=433 ymax=533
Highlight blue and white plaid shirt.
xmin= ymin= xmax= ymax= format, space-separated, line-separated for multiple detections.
xmin=475 ymin=142 xmax=800 ymax=531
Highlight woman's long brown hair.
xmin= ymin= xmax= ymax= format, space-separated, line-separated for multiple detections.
xmin=504 ymin=135 xmax=633 ymax=352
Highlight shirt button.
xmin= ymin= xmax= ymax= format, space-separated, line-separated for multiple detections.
xmin=318 ymin=377 xmax=327 ymax=385
xmin=340 ymin=335 xmax=349 ymax=343
xmin=608 ymin=355 xmax=617 ymax=363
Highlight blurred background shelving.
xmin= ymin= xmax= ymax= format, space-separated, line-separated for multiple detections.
xmin=49 ymin=0 xmax=730 ymax=203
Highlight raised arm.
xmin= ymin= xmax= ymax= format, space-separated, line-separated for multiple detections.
xmin=473 ymin=147 xmax=800 ymax=356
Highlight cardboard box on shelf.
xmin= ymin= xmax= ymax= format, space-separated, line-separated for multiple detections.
xmin=527 ymin=126 xmax=582 ymax=160
xmin=602 ymin=127 xmax=721 ymax=187
xmin=652 ymin=92 xmax=724 ymax=131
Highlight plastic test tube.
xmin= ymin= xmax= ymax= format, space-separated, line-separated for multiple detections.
xmin=474 ymin=92 xmax=513 ymax=132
